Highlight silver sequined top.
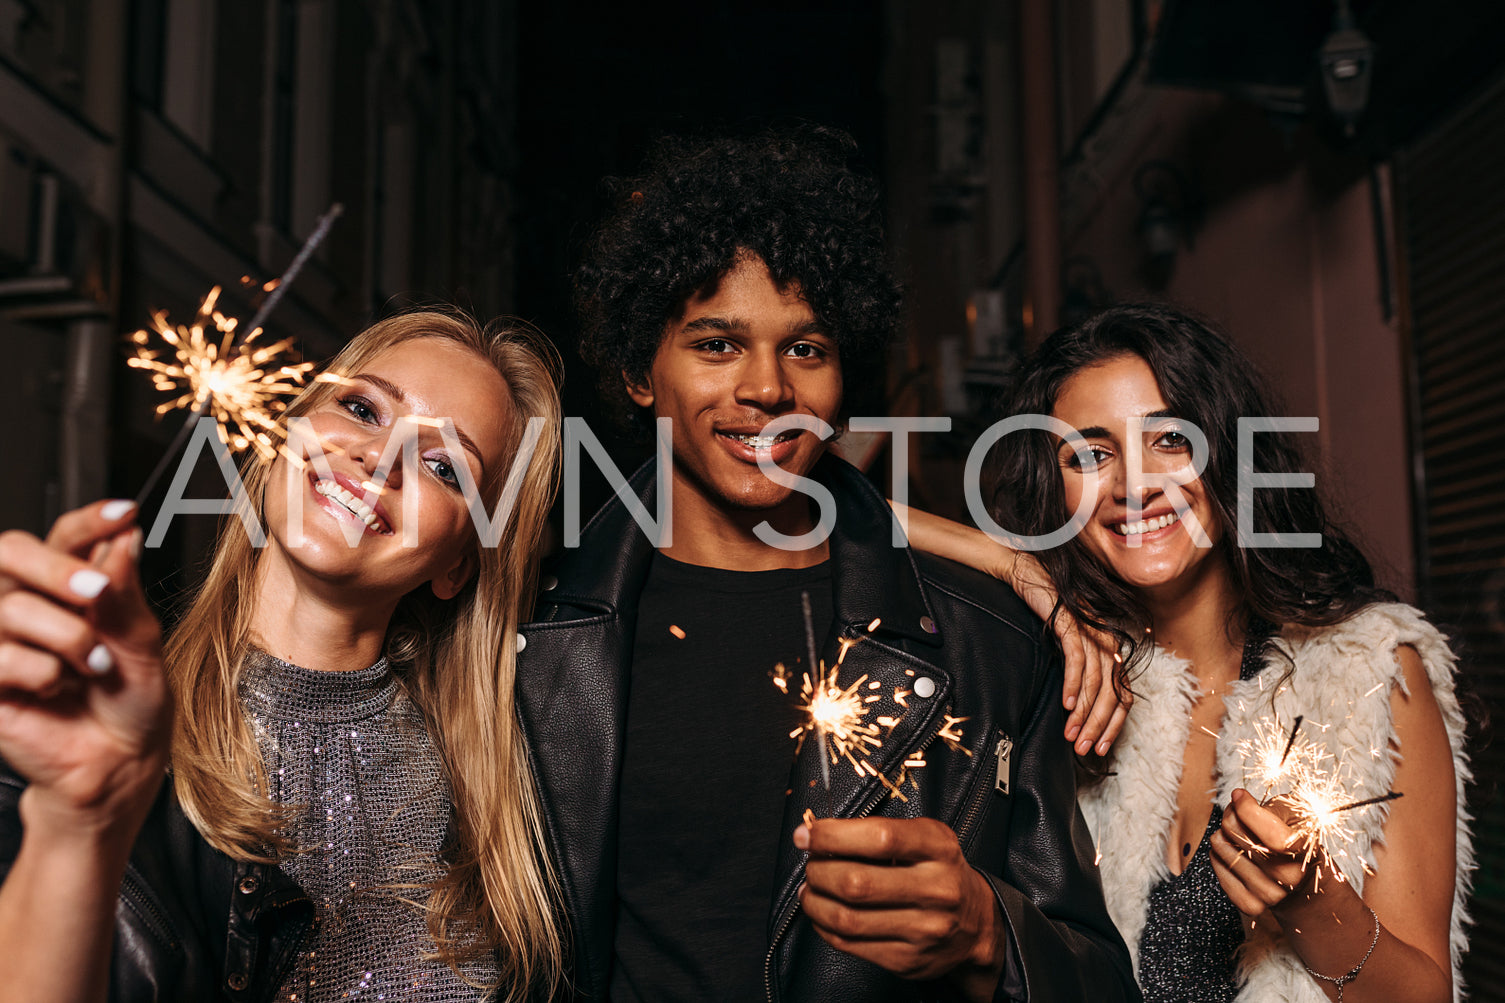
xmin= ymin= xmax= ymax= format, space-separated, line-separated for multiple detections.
xmin=239 ymin=650 xmax=499 ymax=1002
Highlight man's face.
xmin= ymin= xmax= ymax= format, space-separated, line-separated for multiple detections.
xmin=627 ymin=253 xmax=843 ymax=520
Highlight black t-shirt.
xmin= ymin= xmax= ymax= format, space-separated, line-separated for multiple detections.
xmin=610 ymin=553 xmax=834 ymax=1003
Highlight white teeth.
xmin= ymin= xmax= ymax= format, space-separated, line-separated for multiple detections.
xmin=1114 ymin=511 xmax=1181 ymax=536
xmin=314 ymin=480 xmax=383 ymax=531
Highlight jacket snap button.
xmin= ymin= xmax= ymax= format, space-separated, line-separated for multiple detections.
xmin=516 ymin=632 xmax=527 ymax=652
xmin=227 ymin=973 xmax=249 ymax=991
xmin=238 ymin=875 xmax=259 ymax=895
xmin=913 ymin=676 xmax=936 ymax=699
xmin=541 ymin=575 xmax=558 ymax=591
xmin=919 ymin=615 xmax=937 ymax=634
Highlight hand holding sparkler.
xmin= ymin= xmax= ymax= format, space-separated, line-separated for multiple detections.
xmin=795 ymin=816 xmax=1007 ymax=1001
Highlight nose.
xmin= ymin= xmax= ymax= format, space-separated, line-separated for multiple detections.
xmin=735 ymin=348 xmax=794 ymax=412
xmin=354 ymin=430 xmax=402 ymax=490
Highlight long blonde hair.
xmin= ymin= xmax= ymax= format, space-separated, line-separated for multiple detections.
xmin=163 ymin=310 xmax=566 ymax=998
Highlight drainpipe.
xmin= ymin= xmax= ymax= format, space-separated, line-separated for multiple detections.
xmin=62 ymin=0 xmax=130 ymax=510
xmin=1019 ymin=0 xmax=1061 ymax=344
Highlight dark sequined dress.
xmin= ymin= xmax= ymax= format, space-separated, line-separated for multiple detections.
xmin=1136 ymin=622 xmax=1272 ymax=1003
xmin=239 ymin=650 xmax=498 ymax=1002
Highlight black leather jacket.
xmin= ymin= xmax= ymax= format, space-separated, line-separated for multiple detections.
xmin=517 ymin=457 xmax=1139 ymax=1002
xmin=0 ymin=765 xmax=312 ymax=1002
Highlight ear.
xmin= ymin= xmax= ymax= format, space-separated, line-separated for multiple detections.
xmin=431 ymin=549 xmax=476 ymax=601
xmin=624 ymin=369 xmax=654 ymax=408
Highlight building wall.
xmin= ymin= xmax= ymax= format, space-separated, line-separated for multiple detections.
xmin=0 ymin=0 xmax=518 ymax=591
xmin=882 ymin=2 xmax=1414 ymax=597
xmin=1061 ymin=88 xmax=1415 ymax=596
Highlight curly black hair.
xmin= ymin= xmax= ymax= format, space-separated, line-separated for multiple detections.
xmin=573 ymin=124 xmax=902 ymax=433
xmin=988 ymin=303 xmax=1393 ymax=682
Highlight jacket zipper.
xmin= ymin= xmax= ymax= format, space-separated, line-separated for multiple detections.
xmin=957 ymin=730 xmax=1009 ymax=854
xmin=120 ymin=870 xmax=181 ymax=952
xmin=764 ymin=722 xmax=994 ymax=1002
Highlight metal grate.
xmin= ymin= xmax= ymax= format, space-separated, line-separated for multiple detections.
xmin=1399 ymin=68 xmax=1505 ymax=1001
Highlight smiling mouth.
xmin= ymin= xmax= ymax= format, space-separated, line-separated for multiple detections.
xmin=313 ymin=479 xmax=390 ymax=534
xmin=1113 ymin=510 xmax=1181 ymax=536
xmin=719 ymin=430 xmax=802 ymax=448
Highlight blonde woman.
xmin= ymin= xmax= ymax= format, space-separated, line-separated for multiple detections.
xmin=0 ymin=312 xmax=566 ymax=1002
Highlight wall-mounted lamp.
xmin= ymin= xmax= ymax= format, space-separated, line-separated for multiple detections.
xmin=1318 ymin=0 xmax=1375 ymax=138
xmin=1133 ymin=161 xmax=1197 ymax=276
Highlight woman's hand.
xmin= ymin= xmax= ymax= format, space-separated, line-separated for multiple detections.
xmin=1209 ymin=788 xmax=1318 ymax=917
xmin=1005 ymin=551 xmax=1129 ymax=757
xmin=0 ymin=500 xmax=170 ymax=846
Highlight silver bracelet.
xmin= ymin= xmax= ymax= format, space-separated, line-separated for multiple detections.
xmin=1303 ymin=904 xmax=1380 ymax=1003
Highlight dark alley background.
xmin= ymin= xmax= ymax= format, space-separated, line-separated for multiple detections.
xmin=2 ymin=0 xmax=1505 ymax=991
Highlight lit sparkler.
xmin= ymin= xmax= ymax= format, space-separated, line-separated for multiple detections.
xmin=790 ymin=663 xmax=884 ymax=779
xmin=779 ymin=606 xmax=970 ymax=808
xmin=128 ymin=286 xmax=315 ymax=457
xmin=1238 ymin=713 xmax=1402 ymax=884
xmin=1238 ymin=714 xmax=1319 ymax=801
xmin=130 ymin=203 xmax=345 ymax=504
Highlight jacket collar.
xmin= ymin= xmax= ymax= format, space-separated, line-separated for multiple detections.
xmin=553 ymin=452 xmax=946 ymax=651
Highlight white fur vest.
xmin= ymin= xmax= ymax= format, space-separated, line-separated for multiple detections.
xmin=1078 ymin=603 xmax=1474 ymax=1002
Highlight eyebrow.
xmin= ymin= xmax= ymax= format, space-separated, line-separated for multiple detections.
xmin=1062 ymin=410 xmax=1179 ymax=444
xmin=680 ymin=316 xmax=827 ymax=338
xmin=350 ymin=372 xmax=486 ymax=470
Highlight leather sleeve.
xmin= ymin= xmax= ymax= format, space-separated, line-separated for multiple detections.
xmin=0 ymin=760 xmax=23 ymax=885
xmin=983 ymin=645 xmax=1141 ymax=1003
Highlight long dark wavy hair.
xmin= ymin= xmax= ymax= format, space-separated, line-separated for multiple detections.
xmin=989 ymin=303 xmax=1392 ymax=680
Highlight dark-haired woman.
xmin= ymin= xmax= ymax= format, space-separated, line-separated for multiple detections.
xmin=906 ymin=303 xmax=1471 ymax=1002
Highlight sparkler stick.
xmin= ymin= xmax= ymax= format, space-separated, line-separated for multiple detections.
xmin=801 ymin=590 xmax=832 ymax=791
xmin=131 ymin=204 xmax=345 ymax=505
xmin=1331 ymin=791 xmax=1404 ymax=814
xmin=1278 ymin=715 xmax=1304 ymax=770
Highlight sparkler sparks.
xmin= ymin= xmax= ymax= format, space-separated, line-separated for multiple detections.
xmin=777 ymin=607 xmax=970 ymax=810
xmin=1238 ymin=713 xmax=1402 ymax=883
xmin=790 ymin=664 xmax=884 ymax=779
xmin=1238 ymin=714 xmax=1320 ymax=800
xmin=128 ymin=286 xmax=314 ymax=457
xmin=129 ymin=203 xmax=344 ymax=505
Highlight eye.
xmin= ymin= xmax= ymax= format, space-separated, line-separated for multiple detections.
xmin=424 ymin=454 xmax=461 ymax=487
xmin=1155 ymin=429 xmax=1191 ymax=452
xmin=338 ymin=395 xmax=378 ymax=423
xmin=786 ymin=341 xmax=826 ymax=360
xmin=696 ymin=338 xmax=734 ymax=356
xmin=1062 ymin=443 xmax=1111 ymax=472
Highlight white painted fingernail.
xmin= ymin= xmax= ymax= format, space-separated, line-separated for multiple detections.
xmin=87 ymin=643 xmax=114 ymax=674
xmin=101 ymin=500 xmax=136 ymax=521
xmin=69 ymin=569 xmax=109 ymax=599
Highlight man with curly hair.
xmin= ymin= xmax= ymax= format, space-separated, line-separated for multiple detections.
xmin=516 ymin=126 xmax=1137 ymax=1003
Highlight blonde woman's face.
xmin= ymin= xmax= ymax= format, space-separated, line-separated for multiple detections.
xmin=264 ymin=338 xmax=513 ymax=600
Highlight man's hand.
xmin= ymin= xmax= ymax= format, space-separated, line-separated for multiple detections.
xmin=796 ymin=817 xmax=1006 ymax=1001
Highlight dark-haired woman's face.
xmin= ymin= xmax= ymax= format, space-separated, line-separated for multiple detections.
xmin=1051 ymin=354 xmax=1224 ymax=594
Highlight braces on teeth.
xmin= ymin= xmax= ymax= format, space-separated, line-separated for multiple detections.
xmin=726 ymin=431 xmax=796 ymax=448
